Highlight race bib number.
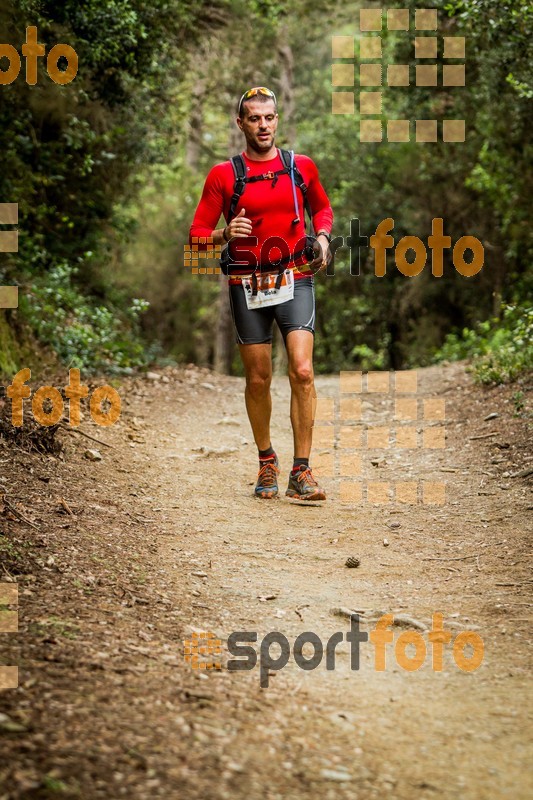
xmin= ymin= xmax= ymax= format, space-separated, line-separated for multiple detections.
xmin=242 ymin=269 xmax=295 ymax=310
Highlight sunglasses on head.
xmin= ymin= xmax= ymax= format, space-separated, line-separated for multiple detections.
xmin=238 ymin=86 xmax=277 ymax=115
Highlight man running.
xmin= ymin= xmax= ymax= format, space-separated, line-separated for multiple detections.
xmin=189 ymin=86 xmax=333 ymax=501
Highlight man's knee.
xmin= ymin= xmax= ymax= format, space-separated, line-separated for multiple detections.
xmin=246 ymin=370 xmax=272 ymax=398
xmin=289 ymin=361 xmax=314 ymax=387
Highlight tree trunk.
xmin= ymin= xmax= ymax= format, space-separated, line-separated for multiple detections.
xmin=214 ymin=272 xmax=235 ymax=373
xmin=214 ymin=122 xmax=241 ymax=373
xmin=272 ymin=34 xmax=296 ymax=376
xmin=277 ymin=38 xmax=296 ymax=144
xmin=185 ymin=60 xmax=206 ymax=168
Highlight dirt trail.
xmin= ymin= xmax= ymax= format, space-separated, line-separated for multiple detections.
xmin=0 ymin=363 xmax=531 ymax=799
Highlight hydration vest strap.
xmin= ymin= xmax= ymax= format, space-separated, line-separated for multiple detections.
xmin=222 ymin=150 xmax=317 ymax=277
xmin=278 ymin=149 xmax=314 ymax=231
xmin=228 ymin=154 xmax=247 ymax=222
xmin=227 ymin=150 xmax=313 ymax=224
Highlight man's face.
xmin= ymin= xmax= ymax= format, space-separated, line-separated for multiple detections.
xmin=237 ymin=99 xmax=278 ymax=154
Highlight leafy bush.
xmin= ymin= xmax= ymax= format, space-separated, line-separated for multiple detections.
xmin=435 ymin=305 xmax=533 ymax=384
xmin=20 ymin=262 xmax=150 ymax=373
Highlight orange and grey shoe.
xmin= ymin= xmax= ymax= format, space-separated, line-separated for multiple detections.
xmin=255 ymin=456 xmax=280 ymax=499
xmin=285 ymin=465 xmax=326 ymax=501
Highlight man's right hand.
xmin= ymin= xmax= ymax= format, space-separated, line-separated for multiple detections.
xmin=225 ymin=208 xmax=252 ymax=240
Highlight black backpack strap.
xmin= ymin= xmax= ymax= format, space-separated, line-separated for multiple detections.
xmin=228 ymin=150 xmax=312 ymax=225
xmin=274 ymin=270 xmax=285 ymax=291
xmin=222 ymin=151 xmax=317 ymax=279
xmin=278 ymin=149 xmax=314 ymax=231
xmin=228 ymin=154 xmax=247 ymax=222
xmin=220 ymin=154 xmax=247 ymax=274
xmin=246 ymin=167 xmax=288 ymax=186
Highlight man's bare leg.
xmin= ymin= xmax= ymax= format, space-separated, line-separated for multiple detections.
xmin=238 ymin=343 xmax=273 ymax=451
xmin=285 ymin=330 xmax=315 ymax=458
xmin=284 ymin=329 xmax=325 ymax=500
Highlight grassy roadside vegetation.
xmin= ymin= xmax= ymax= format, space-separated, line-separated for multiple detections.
xmin=436 ymin=305 xmax=533 ymax=385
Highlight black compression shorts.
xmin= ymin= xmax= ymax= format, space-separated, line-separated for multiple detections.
xmin=229 ymin=276 xmax=315 ymax=345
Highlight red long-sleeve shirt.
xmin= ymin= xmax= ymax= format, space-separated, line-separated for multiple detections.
xmin=189 ymin=149 xmax=333 ymax=281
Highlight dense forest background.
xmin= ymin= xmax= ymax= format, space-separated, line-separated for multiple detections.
xmin=0 ymin=0 xmax=531 ymax=381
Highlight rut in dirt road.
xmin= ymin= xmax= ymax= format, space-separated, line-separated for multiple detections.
xmin=128 ymin=363 xmax=531 ymax=799
xmin=0 ymin=363 xmax=531 ymax=800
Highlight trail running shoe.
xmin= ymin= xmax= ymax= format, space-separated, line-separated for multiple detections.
xmin=285 ymin=465 xmax=326 ymax=501
xmin=254 ymin=456 xmax=280 ymax=499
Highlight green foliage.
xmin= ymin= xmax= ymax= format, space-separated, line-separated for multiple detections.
xmin=0 ymin=0 xmax=226 ymax=372
xmin=512 ymin=391 xmax=525 ymax=416
xmin=436 ymin=305 xmax=533 ymax=384
xmin=0 ymin=314 xmax=22 ymax=375
xmin=20 ymin=262 xmax=150 ymax=372
xmin=41 ymin=774 xmax=75 ymax=794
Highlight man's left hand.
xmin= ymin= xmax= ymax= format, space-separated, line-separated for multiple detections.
xmin=307 ymin=234 xmax=331 ymax=273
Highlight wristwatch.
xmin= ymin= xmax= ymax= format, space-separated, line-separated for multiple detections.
xmin=317 ymin=230 xmax=332 ymax=242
